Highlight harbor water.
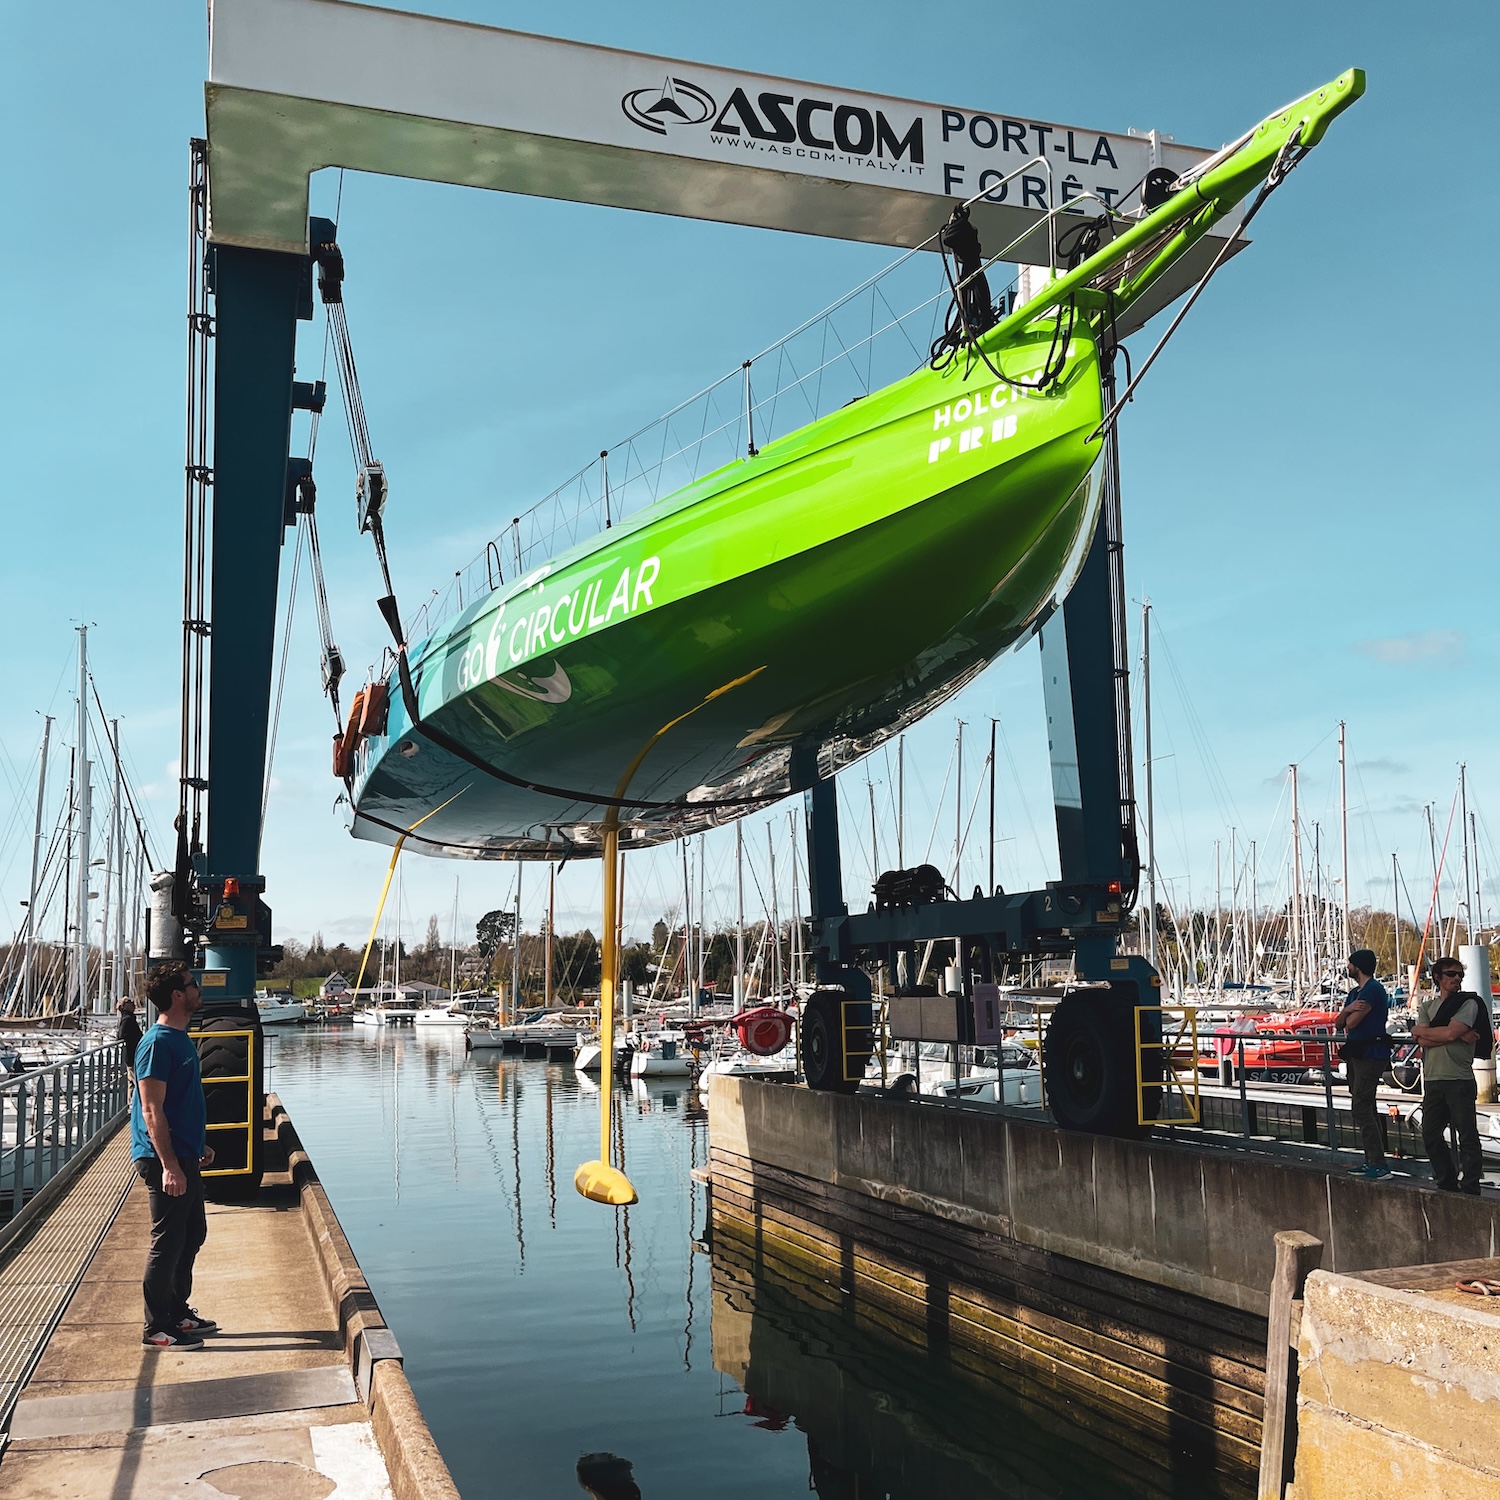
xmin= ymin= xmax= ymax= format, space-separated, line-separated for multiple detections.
xmin=272 ymin=1026 xmax=1253 ymax=1498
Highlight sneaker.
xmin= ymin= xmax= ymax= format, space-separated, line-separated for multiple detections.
xmin=143 ymin=1327 xmax=204 ymax=1350
xmin=176 ymin=1308 xmax=219 ymax=1335
xmin=1346 ymin=1164 xmax=1371 ymax=1176
xmin=1365 ymin=1164 xmax=1393 ymax=1181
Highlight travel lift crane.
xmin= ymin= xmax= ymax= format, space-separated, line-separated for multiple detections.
xmin=166 ymin=0 xmax=1260 ymax=1186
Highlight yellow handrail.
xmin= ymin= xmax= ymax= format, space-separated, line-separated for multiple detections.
xmin=194 ymin=1028 xmax=257 ymax=1178
xmin=1135 ymin=1005 xmax=1200 ymax=1126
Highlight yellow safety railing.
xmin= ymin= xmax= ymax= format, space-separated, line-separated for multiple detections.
xmin=839 ymin=998 xmax=884 ymax=1086
xmin=195 ymin=1029 xmax=257 ymax=1179
xmin=1135 ymin=1006 xmax=1200 ymax=1126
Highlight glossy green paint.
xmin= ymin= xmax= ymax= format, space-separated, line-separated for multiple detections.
xmin=350 ymin=69 xmax=1365 ymax=859
xmin=354 ymin=320 xmax=1105 ymax=855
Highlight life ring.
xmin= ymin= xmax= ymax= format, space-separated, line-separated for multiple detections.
xmin=733 ymin=1007 xmax=791 ymax=1057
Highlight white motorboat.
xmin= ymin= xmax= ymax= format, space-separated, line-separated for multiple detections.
xmin=628 ymin=1030 xmax=692 ymax=1079
xmin=926 ymin=1042 xmax=1044 ymax=1106
xmin=413 ymin=1006 xmax=467 ymax=1026
xmin=574 ymin=1032 xmax=630 ymax=1073
xmin=354 ymin=1001 xmax=421 ymax=1026
xmin=699 ymin=1049 xmax=798 ymax=1082
xmin=256 ymin=994 xmax=307 ymax=1026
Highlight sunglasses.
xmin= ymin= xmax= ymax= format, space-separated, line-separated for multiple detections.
xmin=1436 ymin=969 xmax=1464 ymax=980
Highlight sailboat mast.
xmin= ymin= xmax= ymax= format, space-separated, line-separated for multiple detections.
xmin=787 ymin=811 xmax=800 ymax=987
xmin=1460 ymin=763 xmax=1472 ymax=942
xmin=545 ymin=864 xmax=555 ymax=1008
xmin=23 ymin=716 xmax=52 ymax=1014
xmin=1289 ymin=764 xmax=1302 ymax=1001
xmin=681 ymin=839 xmax=693 ymax=1014
xmin=450 ymin=878 xmax=461 ymax=1000
xmin=97 ymin=717 xmax=122 ymax=1014
xmin=767 ymin=822 xmax=780 ymax=997
xmin=1214 ymin=839 xmax=1222 ymax=994
xmin=393 ymin=861 xmax=402 ymax=992
xmin=1392 ymin=853 xmax=1400 ymax=985
xmin=1338 ymin=721 xmax=1350 ymax=954
xmin=1312 ymin=821 xmax=1322 ymax=990
xmin=511 ymin=864 xmax=522 ymax=1013
xmin=1229 ymin=827 xmax=1238 ymax=985
xmin=113 ymin=728 xmax=127 ymax=1009
xmin=953 ymin=721 xmax=964 ymax=894
xmin=988 ymin=717 xmax=997 ymax=897
xmin=1250 ymin=840 xmax=1258 ymax=985
xmin=62 ymin=748 xmax=74 ymax=1015
xmin=698 ymin=831 xmax=707 ymax=1003
xmin=896 ymin=735 xmax=905 ymax=870
xmin=74 ymin=626 xmax=91 ymax=1016
xmin=97 ymin=758 xmax=114 ymax=1014
xmin=1472 ymin=813 xmax=1484 ymax=941
xmin=1142 ymin=601 xmax=1157 ymax=970
xmin=734 ymin=821 xmax=745 ymax=1007
xmin=866 ymin=778 xmax=879 ymax=882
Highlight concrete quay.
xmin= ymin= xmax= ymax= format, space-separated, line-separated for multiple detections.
xmin=0 ymin=1096 xmax=457 ymax=1500
xmin=1289 ymin=1256 xmax=1500 ymax=1499
xmin=706 ymin=1075 xmax=1500 ymax=1497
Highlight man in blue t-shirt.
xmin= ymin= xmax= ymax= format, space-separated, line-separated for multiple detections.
xmin=1335 ymin=948 xmax=1392 ymax=1181
xmin=133 ymin=962 xmax=217 ymax=1349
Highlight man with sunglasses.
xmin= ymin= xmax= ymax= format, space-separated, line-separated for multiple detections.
xmin=1413 ymin=959 xmax=1485 ymax=1195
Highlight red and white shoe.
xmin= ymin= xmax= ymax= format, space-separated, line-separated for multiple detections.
xmin=143 ymin=1327 xmax=204 ymax=1350
xmin=176 ymin=1308 xmax=219 ymax=1335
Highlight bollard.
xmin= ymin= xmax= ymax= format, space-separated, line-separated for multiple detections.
xmin=1474 ymin=1058 xmax=1497 ymax=1106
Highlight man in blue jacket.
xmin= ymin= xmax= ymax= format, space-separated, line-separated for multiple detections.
xmin=1335 ymin=948 xmax=1392 ymax=1181
xmin=133 ymin=962 xmax=217 ymax=1349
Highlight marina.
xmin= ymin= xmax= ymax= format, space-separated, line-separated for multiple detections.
xmin=1 ymin=2 xmax=1496 ymax=1497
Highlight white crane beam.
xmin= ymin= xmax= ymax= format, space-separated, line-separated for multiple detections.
xmin=207 ymin=0 xmax=1236 ymax=328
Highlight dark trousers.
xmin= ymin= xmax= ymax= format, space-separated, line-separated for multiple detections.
xmin=1422 ymin=1078 xmax=1483 ymax=1193
xmin=136 ymin=1158 xmax=207 ymax=1334
xmin=1345 ymin=1058 xmax=1387 ymax=1165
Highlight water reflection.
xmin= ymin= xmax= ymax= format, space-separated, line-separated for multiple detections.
xmin=708 ymin=1214 xmax=1255 ymax=1500
xmin=273 ymin=1027 xmax=1251 ymax=1499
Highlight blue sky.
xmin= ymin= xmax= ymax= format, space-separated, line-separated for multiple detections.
xmin=1 ymin=0 xmax=1495 ymax=955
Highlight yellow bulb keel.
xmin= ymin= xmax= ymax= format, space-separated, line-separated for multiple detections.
xmin=574 ymin=1160 xmax=638 ymax=1205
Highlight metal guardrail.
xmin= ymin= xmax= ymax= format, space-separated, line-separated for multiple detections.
xmin=1222 ymin=1032 xmax=1340 ymax=1147
xmin=198 ymin=1029 xmax=257 ymax=1180
xmin=1135 ymin=1005 xmax=1200 ymax=1126
xmin=0 ymin=1042 xmax=128 ymax=1219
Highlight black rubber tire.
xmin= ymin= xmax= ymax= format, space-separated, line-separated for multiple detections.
xmin=1043 ymin=992 xmax=1157 ymax=1138
xmin=801 ymin=989 xmax=870 ymax=1094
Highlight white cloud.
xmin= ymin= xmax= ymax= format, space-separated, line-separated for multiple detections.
xmin=1356 ymin=630 xmax=1466 ymax=666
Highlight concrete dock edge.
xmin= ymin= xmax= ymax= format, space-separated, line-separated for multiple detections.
xmin=268 ymin=1094 xmax=461 ymax=1500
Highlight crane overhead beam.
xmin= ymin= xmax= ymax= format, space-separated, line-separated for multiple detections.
xmin=207 ymin=0 xmax=1236 ymax=333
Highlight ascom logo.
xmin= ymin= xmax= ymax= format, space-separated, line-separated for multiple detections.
xmin=621 ymin=77 xmax=717 ymax=135
xmin=621 ymin=77 xmax=924 ymax=167
xmin=709 ymin=88 xmax=923 ymax=164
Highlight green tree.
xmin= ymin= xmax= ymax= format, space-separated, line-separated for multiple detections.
xmin=475 ymin=909 xmax=516 ymax=983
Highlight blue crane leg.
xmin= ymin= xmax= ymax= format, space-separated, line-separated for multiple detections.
xmin=203 ymin=244 xmax=304 ymax=1000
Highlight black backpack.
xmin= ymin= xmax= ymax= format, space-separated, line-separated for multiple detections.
xmin=1432 ymin=990 xmax=1495 ymax=1062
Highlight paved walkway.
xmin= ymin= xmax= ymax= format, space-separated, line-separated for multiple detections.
xmin=0 ymin=1121 xmax=397 ymax=1499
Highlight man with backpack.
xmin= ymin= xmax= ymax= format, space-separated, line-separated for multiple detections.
xmin=1414 ymin=957 xmax=1491 ymax=1195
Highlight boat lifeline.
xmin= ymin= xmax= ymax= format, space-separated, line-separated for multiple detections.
xmin=345 ymin=72 xmax=1363 ymax=860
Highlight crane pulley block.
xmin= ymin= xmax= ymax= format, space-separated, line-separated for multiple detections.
xmin=357 ymin=461 xmax=387 ymax=533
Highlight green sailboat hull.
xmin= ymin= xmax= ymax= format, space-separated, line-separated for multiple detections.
xmin=352 ymin=323 xmax=1105 ymax=857
xmin=349 ymin=68 xmax=1366 ymax=860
